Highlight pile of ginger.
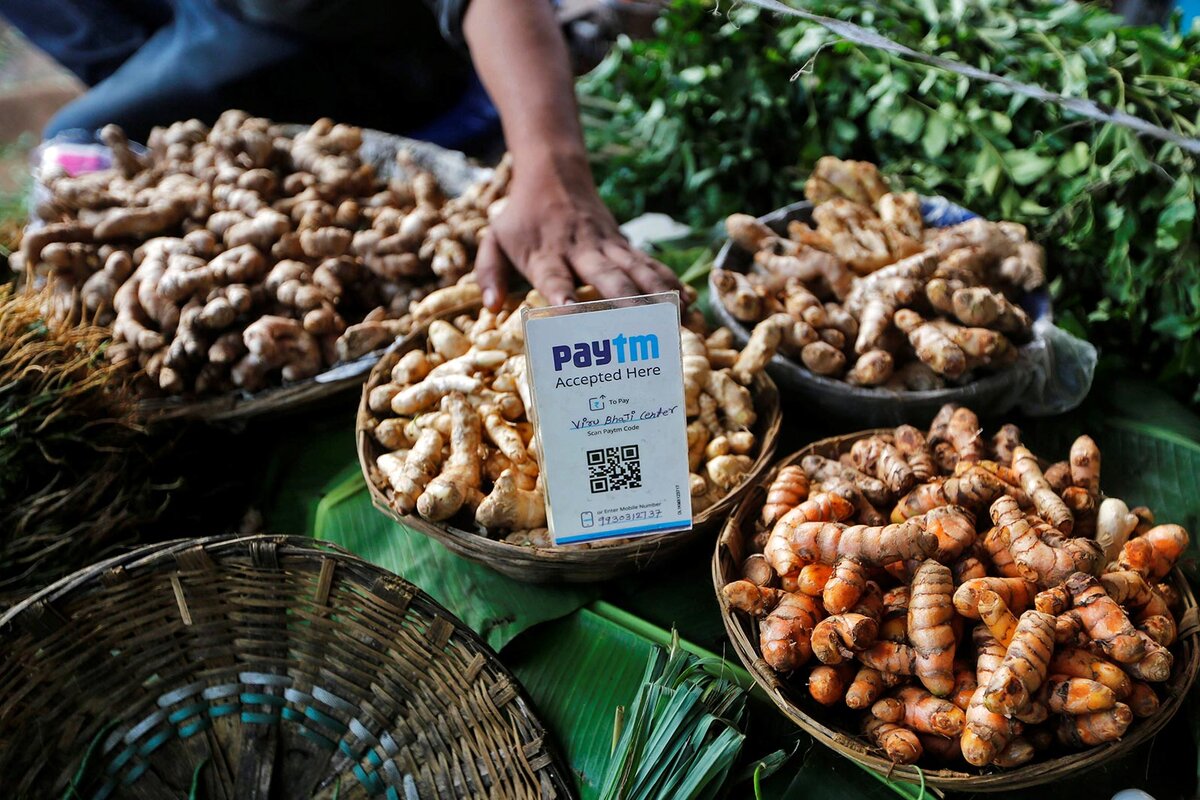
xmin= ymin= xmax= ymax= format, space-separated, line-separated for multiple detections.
xmin=714 ymin=157 xmax=1045 ymax=389
xmin=15 ymin=110 xmax=508 ymax=396
xmin=363 ymin=287 xmax=764 ymax=546
xmin=723 ymin=403 xmax=1190 ymax=769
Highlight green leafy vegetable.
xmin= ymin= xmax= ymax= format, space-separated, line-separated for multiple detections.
xmin=579 ymin=0 xmax=1200 ymax=400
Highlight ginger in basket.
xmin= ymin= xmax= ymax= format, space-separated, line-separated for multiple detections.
xmin=721 ymin=403 xmax=1190 ymax=771
xmin=365 ymin=288 xmax=765 ymax=545
xmin=20 ymin=110 xmax=511 ymax=398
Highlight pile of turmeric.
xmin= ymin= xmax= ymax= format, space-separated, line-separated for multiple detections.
xmin=364 ymin=288 xmax=763 ymax=546
xmin=723 ymin=402 xmax=1189 ymax=770
xmin=716 ymin=156 xmax=1042 ymax=389
xmin=17 ymin=110 xmax=509 ymax=397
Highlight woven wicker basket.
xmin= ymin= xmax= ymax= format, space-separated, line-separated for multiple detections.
xmin=358 ymin=322 xmax=782 ymax=583
xmin=711 ymin=431 xmax=1200 ymax=792
xmin=0 ymin=534 xmax=571 ymax=799
xmin=709 ymin=201 xmax=1054 ymax=427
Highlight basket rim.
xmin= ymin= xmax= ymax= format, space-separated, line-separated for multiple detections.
xmin=708 ymin=198 xmax=1050 ymax=403
xmin=0 ymin=533 xmax=575 ymax=798
xmin=710 ymin=429 xmax=1200 ymax=791
xmin=356 ymin=306 xmax=782 ymax=582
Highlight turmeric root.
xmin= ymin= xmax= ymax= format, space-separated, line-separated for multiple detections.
xmin=1127 ymin=681 xmax=1160 ymax=718
xmin=977 ymin=590 xmax=1019 ymax=648
xmin=1012 ymin=446 xmax=1073 ymax=534
xmin=858 ymin=641 xmax=917 ymax=675
xmin=961 ymin=627 xmax=1019 ymax=766
xmin=864 ymin=717 xmax=922 ymax=764
xmin=762 ymin=465 xmax=811 ymax=527
xmin=1115 ymin=524 xmax=1189 ymax=579
xmin=722 ymin=580 xmax=785 ymax=616
xmin=1046 ymin=677 xmax=1117 ymax=714
xmin=1049 ymin=648 xmax=1131 ymax=700
xmin=1121 ymin=632 xmax=1173 ymax=682
xmin=873 ymin=687 xmax=965 ymax=738
xmin=1063 ymin=572 xmax=1145 ymax=664
xmin=952 ymin=664 xmax=978 ymax=711
xmin=812 ymin=613 xmax=878 ymax=664
xmin=797 ymin=564 xmax=834 ymax=596
xmin=1056 ymin=703 xmax=1133 ymax=748
xmin=740 ymin=553 xmax=776 ymax=587
xmin=983 ymin=610 xmax=1055 ymax=718
xmin=809 ymin=664 xmax=855 ymax=706
xmin=991 ymin=424 xmax=1022 ymax=465
xmin=908 ymin=560 xmax=957 ymax=697
xmin=917 ymin=505 xmax=976 ymax=562
xmin=823 ymin=557 xmax=870 ymax=615
xmin=990 ymin=495 xmax=1100 ymax=587
xmin=768 ymin=519 xmax=935 ymax=571
xmin=760 ymin=592 xmax=824 ymax=671
xmin=847 ymin=667 xmax=887 ymax=710
xmin=1069 ymin=435 xmax=1101 ymax=494
xmin=891 ymin=481 xmax=949 ymax=522
xmin=893 ymin=425 xmax=936 ymax=483
xmin=802 ymin=455 xmax=889 ymax=506
xmin=850 ymin=437 xmax=916 ymax=496
xmin=954 ymin=577 xmax=1037 ymax=619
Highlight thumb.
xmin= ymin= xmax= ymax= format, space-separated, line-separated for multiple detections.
xmin=475 ymin=231 xmax=512 ymax=312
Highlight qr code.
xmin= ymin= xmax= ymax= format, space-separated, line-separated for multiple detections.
xmin=587 ymin=445 xmax=642 ymax=494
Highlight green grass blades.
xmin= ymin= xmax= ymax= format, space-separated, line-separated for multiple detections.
xmin=598 ymin=630 xmax=747 ymax=800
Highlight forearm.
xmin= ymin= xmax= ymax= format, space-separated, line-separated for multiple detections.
xmin=463 ymin=0 xmax=591 ymax=183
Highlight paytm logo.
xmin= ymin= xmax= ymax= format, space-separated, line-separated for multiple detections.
xmin=551 ymin=333 xmax=660 ymax=371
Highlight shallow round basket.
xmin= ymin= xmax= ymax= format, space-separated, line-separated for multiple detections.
xmin=137 ymin=128 xmax=489 ymax=424
xmin=0 ymin=534 xmax=571 ymax=799
xmin=358 ymin=317 xmax=781 ymax=583
xmin=711 ymin=430 xmax=1200 ymax=792
xmin=709 ymin=199 xmax=1053 ymax=427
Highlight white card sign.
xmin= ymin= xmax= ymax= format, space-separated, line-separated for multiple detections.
xmin=521 ymin=293 xmax=693 ymax=545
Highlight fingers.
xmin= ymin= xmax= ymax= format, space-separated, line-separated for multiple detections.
xmin=599 ymin=242 xmax=684 ymax=297
xmin=571 ymin=247 xmax=640 ymax=300
xmin=527 ymin=252 xmax=577 ymax=306
xmin=475 ymin=232 xmax=512 ymax=312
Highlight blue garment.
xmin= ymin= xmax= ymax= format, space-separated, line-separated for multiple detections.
xmin=0 ymin=0 xmax=499 ymax=153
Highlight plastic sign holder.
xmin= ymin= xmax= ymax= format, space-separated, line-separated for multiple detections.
xmin=522 ymin=293 xmax=693 ymax=545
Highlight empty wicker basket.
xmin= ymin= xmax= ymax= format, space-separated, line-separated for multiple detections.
xmin=0 ymin=534 xmax=570 ymax=799
xmin=712 ymin=431 xmax=1200 ymax=792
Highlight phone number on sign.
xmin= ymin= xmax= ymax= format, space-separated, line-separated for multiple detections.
xmin=598 ymin=509 xmax=663 ymax=526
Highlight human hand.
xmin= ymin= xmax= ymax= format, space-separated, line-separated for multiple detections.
xmin=475 ymin=153 xmax=683 ymax=310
